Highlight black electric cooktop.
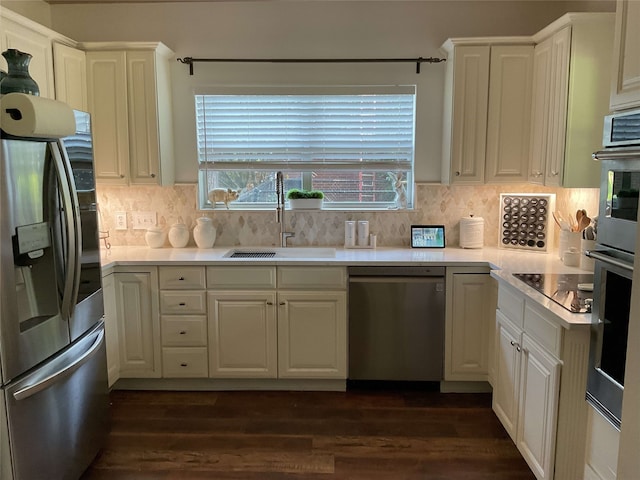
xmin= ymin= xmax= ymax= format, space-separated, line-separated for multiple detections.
xmin=512 ymin=273 xmax=594 ymax=314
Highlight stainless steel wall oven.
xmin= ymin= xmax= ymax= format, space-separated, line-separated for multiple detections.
xmin=589 ymin=121 xmax=640 ymax=429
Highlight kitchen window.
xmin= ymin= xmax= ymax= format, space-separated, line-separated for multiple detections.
xmin=194 ymin=86 xmax=416 ymax=210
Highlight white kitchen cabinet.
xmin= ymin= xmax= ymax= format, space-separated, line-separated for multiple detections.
xmin=493 ymin=279 xmax=591 ymax=480
xmin=159 ymin=266 xmax=208 ymax=378
xmin=101 ymin=273 xmax=120 ymax=387
xmin=441 ymin=39 xmax=533 ymax=185
xmin=113 ymin=267 xmax=161 ymax=378
xmin=610 ymin=0 xmax=640 ymax=111
xmin=206 ymin=265 xmax=347 ymax=380
xmin=53 ymin=43 xmax=87 ymax=111
xmin=0 ymin=10 xmax=55 ymax=99
xmin=85 ymin=42 xmax=175 ymax=186
xmin=277 ymin=291 xmax=347 ymax=379
xmin=584 ymin=403 xmax=620 ymax=480
xmin=208 ymin=291 xmax=278 ymax=378
xmin=529 ymin=13 xmax=615 ymax=188
xmin=445 ymin=268 xmax=497 ymax=383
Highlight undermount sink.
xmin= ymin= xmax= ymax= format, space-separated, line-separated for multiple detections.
xmin=223 ymin=247 xmax=336 ymax=259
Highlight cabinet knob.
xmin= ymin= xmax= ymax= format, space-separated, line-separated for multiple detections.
xmin=266 ymin=301 xmax=273 ymax=306
xmin=279 ymin=302 xmax=286 ymax=306
xmin=119 ymin=174 xmax=125 ymax=178
xmin=510 ymin=340 xmax=516 ymax=346
xmin=151 ymin=173 xmax=156 ymax=178
xmin=516 ymin=346 xmax=522 ymax=352
xmin=180 ymin=363 xmax=188 ymax=367
xmin=179 ymin=302 xmax=186 ymax=306
xmin=455 ymin=171 xmax=461 ymax=176
xmin=178 ymin=277 xmax=185 ymax=281
xmin=179 ymin=331 xmax=187 ymax=335
xmin=551 ymin=171 xmax=558 ymax=177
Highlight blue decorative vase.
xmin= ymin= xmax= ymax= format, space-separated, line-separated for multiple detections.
xmin=0 ymin=49 xmax=40 ymax=96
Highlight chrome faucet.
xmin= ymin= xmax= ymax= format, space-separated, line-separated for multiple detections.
xmin=276 ymin=171 xmax=295 ymax=247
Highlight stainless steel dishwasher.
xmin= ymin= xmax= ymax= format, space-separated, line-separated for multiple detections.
xmin=348 ymin=266 xmax=445 ymax=381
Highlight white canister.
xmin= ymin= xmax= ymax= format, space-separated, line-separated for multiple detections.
xmin=460 ymin=215 xmax=484 ymax=249
xmin=145 ymin=226 xmax=166 ymax=249
xmin=558 ymin=230 xmax=581 ymax=260
xmin=168 ymin=223 xmax=189 ymax=248
xmin=193 ymin=216 xmax=216 ymax=248
xmin=563 ymin=247 xmax=581 ymax=267
xmin=344 ymin=221 xmax=356 ymax=247
xmin=357 ymin=220 xmax=369 ymax=247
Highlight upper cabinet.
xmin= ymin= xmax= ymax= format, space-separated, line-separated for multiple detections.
xmin=53 ymin=43 xmax=87 ymax=111
xmin=85 ymin=43 xmax=176 ymax=186
xmin=529 ymin=13 xmax=615 ymax=188
xmin=441 ymin=39 xmax=534 ymax=185
xmin=610 ymin=0 xmax=640 ymax=111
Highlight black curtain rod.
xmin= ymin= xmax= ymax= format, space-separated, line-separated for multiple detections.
xmin=176 ymin=56 xmax=446 ymax=75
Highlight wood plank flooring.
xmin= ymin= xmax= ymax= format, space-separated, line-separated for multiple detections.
xmin=81 ymin=386 xmax=535 ymax=479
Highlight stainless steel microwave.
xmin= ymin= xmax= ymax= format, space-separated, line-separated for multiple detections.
xmin=602 ymin=108 xmax=640 ymax=148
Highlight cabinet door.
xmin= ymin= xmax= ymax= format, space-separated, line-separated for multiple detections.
xmin=545 ymin=26 xmax=571 ymax=187
xmin=517 ymin=334 xmax=560 ymax=480
xmin=208 ymin=291 xmax=277 ymax=378
xmin=447 ymin=273 xmax=496 ymax=381
xmin=53 ymin=43 xmax=87 ymax=111
xmin=0 ymin=17 xmax=54 ymax=99
xmin=529 ymin=37 xmax=553 ymax=184
xmin=277 ymin=291 xmax=347 ymax=379
xmin=485 ymin=45 xmax=533 ymax=183
xmin=492 ymin=310 xmax=522 ymax=441
xmin=449 ymin=46 xmax=490 ymax=184
xmin=86 ymin=51 xmax=129 ymax=184
xmin=114 ymin=269 xmax=161 ymax=378
xmin=126 ymin=50 xmax=161 ymax=184
xmin=101 ymin=273 xmax=120 ymax=387
xmin=610 ymin=0 xmax=640 ymax=110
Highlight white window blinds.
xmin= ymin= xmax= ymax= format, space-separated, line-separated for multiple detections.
xmin=195 ymin=88 xmax=416 ymax=172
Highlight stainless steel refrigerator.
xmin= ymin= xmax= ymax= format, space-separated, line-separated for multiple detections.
xmin=0 ymin=95 xmax=108 ymax=480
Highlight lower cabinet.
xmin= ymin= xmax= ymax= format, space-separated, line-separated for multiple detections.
xmin=583 ymin=402 xmax=620 ymax=480
xmin=277 ymin=291 xmax=347 ymax=379
xmin=445 ymin=268 xmax=497 ymax=382
xmin=493 ymin=280 xmax=590 ymax=480
xmin=101 ymin=273 xmax=120 ymax=387
xmin=112 ymin=267 xmax=161 ymax=378
xmin=208 ymin=291 xmax=278 ymax=378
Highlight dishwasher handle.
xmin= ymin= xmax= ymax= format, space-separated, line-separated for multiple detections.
xmin=348 ymin=266 xmax=446 ymax=277
xmin=349 ymin=276 xmax=445 ymax=285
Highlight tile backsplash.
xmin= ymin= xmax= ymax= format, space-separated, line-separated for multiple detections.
xmin=96 ymin=183 xmax=599 ymax=250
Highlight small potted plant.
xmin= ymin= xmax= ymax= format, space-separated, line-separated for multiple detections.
xmin=286 ymin=188 xmax=324 ymax=210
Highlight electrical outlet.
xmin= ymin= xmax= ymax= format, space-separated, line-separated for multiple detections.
xmin=132 ymin=211 xmax=157 ymax=230
xmin=115 ymin=212 xmax=127 ymax=230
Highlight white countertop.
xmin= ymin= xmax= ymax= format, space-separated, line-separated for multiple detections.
xmin=100 ymin=244 xmax=595 ymax=328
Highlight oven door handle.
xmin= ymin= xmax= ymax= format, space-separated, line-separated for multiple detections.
xmin=586 ymin=250 xmax=634 ymax=272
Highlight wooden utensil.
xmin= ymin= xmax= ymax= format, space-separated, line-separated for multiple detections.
xmin=575 ymin=210 xmax=583 ymax=232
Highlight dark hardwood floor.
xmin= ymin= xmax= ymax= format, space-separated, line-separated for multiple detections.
xmin=82 ymin=387 xmax=535 ymax=479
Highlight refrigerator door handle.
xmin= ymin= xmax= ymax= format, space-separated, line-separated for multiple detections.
xmin=51 ymin=142 xmax=82 ymax=319
xmin=13 ymin=329 xmax=104 ymax=401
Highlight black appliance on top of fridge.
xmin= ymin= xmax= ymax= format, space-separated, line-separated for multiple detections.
xmin=0 ymin=93 xmax=108 ymax=479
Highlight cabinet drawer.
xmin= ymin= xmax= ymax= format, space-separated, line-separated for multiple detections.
xmin=160 ymin=291 xmax=206 ymax=314
xmin=524 ymin=302 xmax=562 ymax=357
xmin=159 ymin=266 xmax=206 ymax=290
xmin=162 ymin=347 xmax=208 ymax=377
xmin=498 ymin=283 xmax=525 ymax=327
xmin=207 ymin=266 xmax=276 ymax=289
xmin=278 ymin=266 xmax=347 ymax=289
xmin=161 ymin=316 xmax=207 ymax=346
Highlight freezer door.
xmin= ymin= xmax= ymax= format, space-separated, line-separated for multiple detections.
xmin=4 ymin=322 xmax=109 ymax=480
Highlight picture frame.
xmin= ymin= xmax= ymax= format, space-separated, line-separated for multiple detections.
xmin=411 ymin=225 xmax=445 ymax=248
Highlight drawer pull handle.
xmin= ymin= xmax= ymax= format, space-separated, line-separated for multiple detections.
xmin=279 ymin=302 xmax=286 ymax=306
xmin=266 ymin=301 xmax=273 ymax=306
xmin=179 ymin=331 xmax=187 ymax=335
xmin=178 ymin=277 xmax=185 ymax=281
xmin=179 ymin=302 xmax=186 ymax=306
xmin=180 ymin=363 xmax=188 ymax=367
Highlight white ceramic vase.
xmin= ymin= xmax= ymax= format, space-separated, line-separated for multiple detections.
xmin=145 ymin=226 xmax=166 ymax=248
xmin=168 ymin=223 xmax=189 ymax=248
xmin=193 ymin=217 xmax=216 ymax=248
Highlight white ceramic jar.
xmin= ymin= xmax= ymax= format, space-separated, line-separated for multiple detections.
xmin=145 ymin=226 xmax=166 ymax=249
xmin=168 ymin=223 xmax=189 ymax=248
xmin=193 ymin=216 xmax=216 ymax=248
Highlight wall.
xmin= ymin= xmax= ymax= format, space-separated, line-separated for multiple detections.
xmin=48 ymin=0 xmax=613 ymax=183
xmin=96 ymin=183 xmax=599 ymax=251
xmin=1 ymin=0 xmax=51 ymax=28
